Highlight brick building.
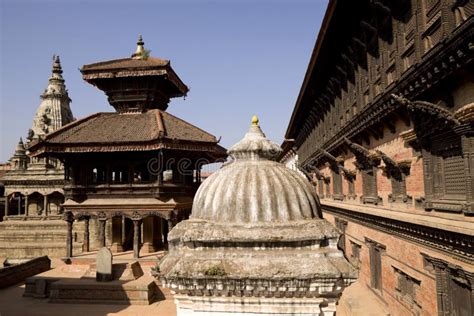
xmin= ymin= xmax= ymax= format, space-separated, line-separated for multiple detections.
xmin=282 ymin=1 xmax=473 ymax=315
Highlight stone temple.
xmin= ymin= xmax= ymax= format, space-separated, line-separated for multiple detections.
xmin=159 ymin=116 xmax=357 ymax=315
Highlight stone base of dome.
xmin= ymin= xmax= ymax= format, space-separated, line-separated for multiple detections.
xmin=173 ymin=294 xmax=338 ymax=316
xmin=168 ymin=219 xmax=341 ymax=247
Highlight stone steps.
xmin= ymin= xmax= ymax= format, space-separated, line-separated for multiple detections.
xmin=0 ymin=219 xmax=85 ymax=258
xmin=49 ymin=276 xmax=159 ymax=305
xmin=0 ymin=221 xmax=69 ymax=231
xmin=0 ymin=230 xmax=70 ymax=242
xmin=0 ymin=241 xmax=83 ymax=258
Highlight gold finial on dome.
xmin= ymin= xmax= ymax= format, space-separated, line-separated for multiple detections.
xmin=132 ymin=34 xmax=146 ymax=60
xmin=252 ymin=115 xmax=259 ymax=126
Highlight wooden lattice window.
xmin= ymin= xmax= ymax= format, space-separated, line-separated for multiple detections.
xmin=348 ymin=179 xmax=356 ymax=199
xmin=423 ymin=253 xmax=473 ymax=316
xmin=335 ymin=217 xmax=348 ymax=252
xmin=362 ymin=167 xmax=381 ymax=204
xmin=366 ymin=238 xmax=386 ymax=291
xmin=350 ymin=240 xmax=361 ymax=266
xmin=389 ymin=173 xmax=411 ymax=204
xmin=423 ymin=131 xmax=471 ymax=214
xmin=325 ymin=180 xmax=331 ymax=198
xmin=394 ymin=267 xmax=421 ymax=308
xmin=332 ymin=169 xmax=344 ymax=201
xmin=318 ymin=179 xmax=325 ymax=197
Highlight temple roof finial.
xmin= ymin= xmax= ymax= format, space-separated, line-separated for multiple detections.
xmin=52 ymin=54 xmax=63 ymax=75
xmin=252 ymin=115 xmax=259 ymax=126
xmin=132 ymin=34 xmax=146 ymax=59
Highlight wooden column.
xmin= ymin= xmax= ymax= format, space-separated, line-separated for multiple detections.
xmin=17 ymin=195 xmax=21 ymax=215
xmin=98 ymin=219 xmax=106 ymax=248
xmin=24 ymin=194 xmax=29 ymax=217
xmin=43 ymin=194 xmax=48 ymax=217
xmin=66 ymin=218 xmax=73 ymax=258
xmin=83 ymin=217 xmax=90 ymax=253
xmin=111 ymin=216 xmax=124 ymax=253
xmin=133 ymin=220 xmax=141 ymax=259
xmin=162 ymin=218 xmax=169 ymax=246
xmin=4 ymin=194 xmax=8 ymax=216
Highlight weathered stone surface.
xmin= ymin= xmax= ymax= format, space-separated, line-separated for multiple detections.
xmin=96 ymin=247 xmax=112 ymax=282
xmin=159 ymin=118 xmax=357 ymax=315
xmin=0 ymin=256 xmax=50 ymax=289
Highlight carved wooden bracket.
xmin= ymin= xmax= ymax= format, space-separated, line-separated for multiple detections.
xmin=376 ymin=150 xmax=411 ymax=179
xmin=391 ymin=94 xmax=463 ymax=148
xmin=344 ymin=137 xmax=381 ymax=170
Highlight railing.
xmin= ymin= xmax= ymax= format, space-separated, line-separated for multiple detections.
xmin=64 ymin=182 xmax=199 ymax=199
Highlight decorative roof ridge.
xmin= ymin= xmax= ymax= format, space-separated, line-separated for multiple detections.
xmin=80 ymin=57 xmax=170 ymax=72
xmin=161 ymin=111 xmax=218 ymax=143
xmin=154 ymin=109 xmax=166 ymax=138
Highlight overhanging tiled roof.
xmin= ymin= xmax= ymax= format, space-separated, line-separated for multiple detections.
xmin=28 ymin=109 xmax=226 ymax=155
xmin=81 ymin=57 xmax=169 ymax=71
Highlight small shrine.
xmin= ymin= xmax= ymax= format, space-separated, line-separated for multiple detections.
xmin=159 ymin=117 xmax=357 ymax=315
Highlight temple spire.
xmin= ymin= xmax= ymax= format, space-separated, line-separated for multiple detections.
xmin=28 ymin=56 xmax=74 ymax=141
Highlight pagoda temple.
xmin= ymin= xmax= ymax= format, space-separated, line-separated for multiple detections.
xmin=28 ymin=36 xmax=227 ymax=259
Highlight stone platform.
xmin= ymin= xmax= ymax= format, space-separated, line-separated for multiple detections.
xmin=49 ymin=276 xmax=158 ymax=305
xmin=0 ymin=220 xmax=84 ymax=258
xmin=24 ymin=258 xmax=161 ymax=305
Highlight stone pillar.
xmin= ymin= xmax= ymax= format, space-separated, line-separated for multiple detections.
xmin=98 ymin=219 xmax=106 ymax=248
xmin=66 ymin=218 xmax=73 ymax=258
xmin=43 ymin=194 xmax=48 ymax=217
xmin=162 ymin=218 xmax=169 ymax=246
xmin=133 ymin=220 xmax=141 ymax=259
xmin=24 ymin=194 xmax=29 ymax=217
xmin=4 ymin=194 xmax=8 ymax=216
xmin=17 ymin=195 xmax=21 ymax=215
xmin=110 ymin=216 xmax=124 ymax=253
xmin=83 ymin=217 xmax=90 ymax=253
xmin=141 ymin=217 xmax=162 ymax=253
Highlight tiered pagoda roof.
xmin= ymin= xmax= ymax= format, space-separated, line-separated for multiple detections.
xmin=29 ymin=36 xmax=226 ymax=160
xmin=30 ymin=109 xmax=224 ymax=155
xmin=80 ymin=35 xmax=188 ymax=112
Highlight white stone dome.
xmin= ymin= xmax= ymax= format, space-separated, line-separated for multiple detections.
xmin=191 ymin=116 xmax=321 ymax=224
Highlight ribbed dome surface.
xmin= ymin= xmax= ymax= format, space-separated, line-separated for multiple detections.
xmin=191 ymin=117 xmax=321 ymax=224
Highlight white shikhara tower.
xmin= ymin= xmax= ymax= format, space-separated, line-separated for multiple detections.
xmin=29 ymin=55 xmax=74 ymax=140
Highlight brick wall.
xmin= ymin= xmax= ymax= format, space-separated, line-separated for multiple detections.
xmin=0 ymin=256 xmax=50 ymax=289
xmin=323 ymin=211 xmax=471 ymax=316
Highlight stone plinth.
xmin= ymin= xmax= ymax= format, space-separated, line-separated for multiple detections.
xmin=96 ymin=247 xmax=112 ymax=282
xmin=49 ymin=276 xmax=158 ymax=305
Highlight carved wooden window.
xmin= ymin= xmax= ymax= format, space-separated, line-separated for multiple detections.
xmin=325 ymin=180 xmax=331 ymax=198
xmin=366 ymin=238 xmax=385 ymax=291
xmin=423 ymin=253 xmax=473 ymax=316
xmin=348 ymin=178 xmax=356 ymax=199
xmin=318 ymin=179 xmax=324 ymax=197
xmin=394 ymin=267 xmax=421 ymax=309
xmin=423 ymin=131 xmax=471 ymax=214
xmin=350 ymin=241 xmax=361 ymax=266
xmin=362 ymin=167 xmax=380 ymax=204
xmin=335 ymin=217 xmax=347 ymax=252
xmin=332 ymin=169 xmax=344 ymax=201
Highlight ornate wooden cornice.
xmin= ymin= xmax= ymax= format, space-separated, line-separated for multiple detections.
xmin=296 ymin=19 xmax=473 ymax=167
xmin=322 ymin=203 xmax=473 ymax=264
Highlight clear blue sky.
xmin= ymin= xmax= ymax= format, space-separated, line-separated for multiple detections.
xmin=0 ymin=0 xmax=327 ymax=162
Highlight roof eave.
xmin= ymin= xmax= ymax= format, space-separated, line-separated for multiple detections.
xmin=284 ymin=0 xmax=337 ymax=140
